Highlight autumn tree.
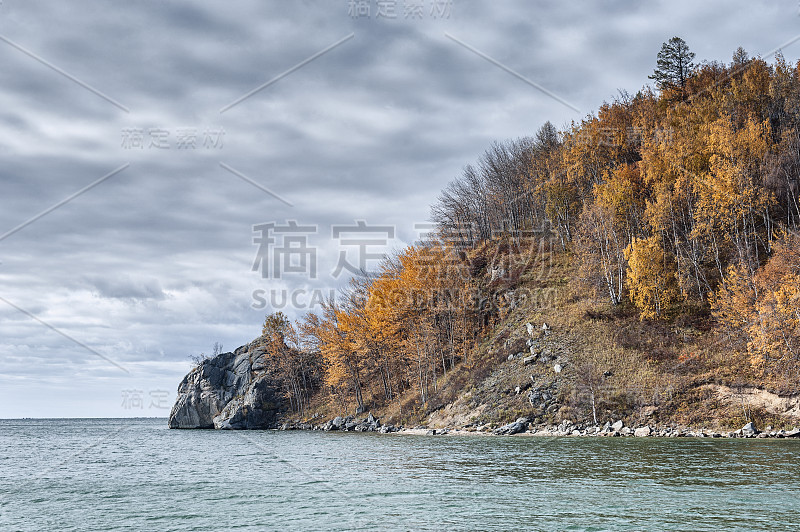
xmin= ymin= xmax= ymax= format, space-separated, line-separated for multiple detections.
xmin=577 ymin=201 xmax=627 ymax=305
xmin=261 ymin=312 xmax=319 ymax=413
xmin=750 ymin=231 xmax=800 ymax=381
xmin=625 ymin=235 xmax=679 ymax=319
xmin=713 ymin=231 xmax=800 ymax=385
xmin=302 ymin=296 xmax=368 ymax=413
xmin=695 ymin=117 xmax=772 ymax=280
xmin=544 ymin=172 xmax=581 ymax=249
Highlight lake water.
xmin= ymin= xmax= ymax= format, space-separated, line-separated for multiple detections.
xmin=1 ymin=418 xmax=798 ymax=531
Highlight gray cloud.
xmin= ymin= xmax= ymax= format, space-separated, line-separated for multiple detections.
xmin=89 ymin=275 xmax=166 ymax=301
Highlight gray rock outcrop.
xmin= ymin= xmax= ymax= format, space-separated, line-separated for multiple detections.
xmin=319 ymin=414 xmax=385 ymax=432
xmin=494 ymin=418 xmax=529 ymax=435
xmin=168 ymin=343 xmax=284 ymax=429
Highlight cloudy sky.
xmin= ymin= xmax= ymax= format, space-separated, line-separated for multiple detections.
xmin=1 ymin=0 xmax=798 ymax=417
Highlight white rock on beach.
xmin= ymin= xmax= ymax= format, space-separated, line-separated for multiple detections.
xmin=742 ymin=422 xmax=757 ymax=433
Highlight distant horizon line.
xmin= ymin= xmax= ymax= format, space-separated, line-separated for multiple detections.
xmin=0 ymin=416 xmax=169 ymax=420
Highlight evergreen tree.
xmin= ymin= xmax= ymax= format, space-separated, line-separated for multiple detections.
xmin=731 ymin=46 xmax=749 ymax=69
xmin=535 ymin=121 xmax=560 ymax=153
xmin=649 ymin=37 xmax=695 ymax=92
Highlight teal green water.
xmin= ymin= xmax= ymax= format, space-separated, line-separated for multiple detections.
xmin=0 ymin=418 xmax=798 ymax=531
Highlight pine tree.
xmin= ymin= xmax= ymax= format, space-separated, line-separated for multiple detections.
xmin=731 ymin=46 xmax=749 ymax=69
xmin=649 ymin=37 xmax=695 ymax=93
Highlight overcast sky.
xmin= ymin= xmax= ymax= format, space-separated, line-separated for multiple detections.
xmin=1 ymin=0 xmax=798 ymax=418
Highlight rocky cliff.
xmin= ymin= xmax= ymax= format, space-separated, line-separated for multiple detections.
xmin=168 ymin=342 xmax=285 ymax=429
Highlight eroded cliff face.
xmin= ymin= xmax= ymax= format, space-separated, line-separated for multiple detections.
xmin=168 ymin=343 xmax=284 ymax=429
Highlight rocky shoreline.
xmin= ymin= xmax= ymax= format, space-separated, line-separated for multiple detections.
xmin=278 ymin=415 xmax=800 ymax=439
xmin=168 ymin=343 xmax=800 ymax=439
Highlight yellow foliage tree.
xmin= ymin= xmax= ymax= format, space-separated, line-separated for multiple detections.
xmin=751 ymin=233 xmax=798 ymax=373
xmin=625 ymin=235 xmax=679 ymax=319
xmin=695 ymin=117 xmax=772 ymax=275
xmin=712 ymin=231 xmax=800 ymax=383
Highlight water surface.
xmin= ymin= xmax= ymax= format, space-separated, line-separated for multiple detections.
xmin=1 ymin=418 xmax=798 ymax=531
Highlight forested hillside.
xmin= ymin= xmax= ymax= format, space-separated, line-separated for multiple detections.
xmin=255 ymin=39 xmax=800 ymax=430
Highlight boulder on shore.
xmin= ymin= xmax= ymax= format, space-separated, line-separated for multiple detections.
xmin=494 ymin=418 xmax=529 ymax=435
